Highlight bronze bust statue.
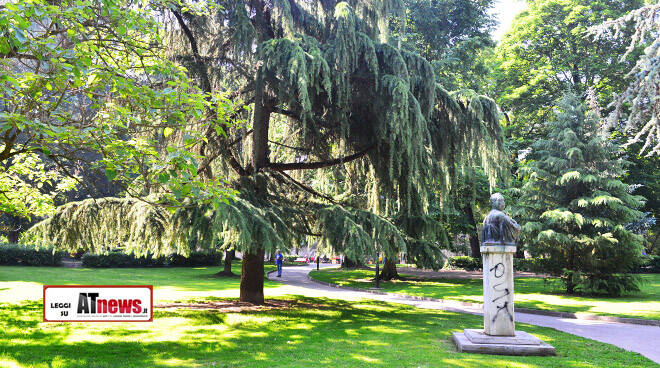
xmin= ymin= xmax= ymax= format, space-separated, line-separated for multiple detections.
xmin=481 ymin=193 xmax=521 ymax=246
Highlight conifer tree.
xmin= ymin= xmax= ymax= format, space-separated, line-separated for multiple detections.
xmin=518 ymin=92 xmax=645 ymax=295
xmin=27 ymin=0 xmax=508 ymax=303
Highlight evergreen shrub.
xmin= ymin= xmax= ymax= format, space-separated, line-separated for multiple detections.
xmin=517 ymin=93 xmax=645 ymax=295
xmin=448 ymin=256 xmax=482 ymax=271
xmin=81 ymin=251 xmax=221 ymax=268
xmin=0 ymin=243 xmax=63 ymax=266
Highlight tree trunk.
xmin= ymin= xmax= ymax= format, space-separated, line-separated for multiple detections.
xmin=216 ymin=249 xmax=236 ymax=277
xmin=7 ymin=228 xmax=19 ymax=244
xmin=240 ymin=249 xmax=265 ymax=304
xmin=380 ymin=258 xmax=399 ymax=280
xmin=464 ymin=204 xmax=481 ymax=259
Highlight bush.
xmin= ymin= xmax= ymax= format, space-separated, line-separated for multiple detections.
xmin=513 ymin=258 xmax=543 ymax=273
xmin=448 ymin=256 xmax=482 ymax=271
xmin=0 ymin=243 xmax=63 ymax=266
xmin=81 ymin=251 xmax=221 ymax=268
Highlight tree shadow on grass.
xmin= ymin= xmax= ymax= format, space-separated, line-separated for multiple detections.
xmin=0 ymin=297 xmax=655 ymax=367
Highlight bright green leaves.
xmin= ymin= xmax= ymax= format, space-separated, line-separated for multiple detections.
xmin=0 ymin=0 xmax=237 ymax=217
xmin=0 ymin=152 xmax=78 ymax=220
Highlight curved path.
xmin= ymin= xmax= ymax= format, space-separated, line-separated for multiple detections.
xmin=268 ymin=264 xmax=660 ymax=364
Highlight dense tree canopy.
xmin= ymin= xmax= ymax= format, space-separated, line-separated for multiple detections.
xmin=25 ymin=0 xmax=508 ymax=303
xmin=492 ymin=0 xmax=643 ymax=150
xmin=396 ymin=0 xmax=497 ymax=92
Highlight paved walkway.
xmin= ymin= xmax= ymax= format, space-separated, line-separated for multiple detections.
xmin=267 ymin=264 xmax=660 ymax=364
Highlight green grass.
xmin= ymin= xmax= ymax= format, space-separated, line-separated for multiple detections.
xmin=310 ymin=269 xmax=660 ymax=320
xmin=0 ymin=296 xmax=656 ymax=367
xmin=0 ymin=262 xmax=282 ymax=304
xmin=0 ymin=265 xmax=657 ymax=367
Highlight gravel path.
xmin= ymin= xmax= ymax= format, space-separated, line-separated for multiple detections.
xmin=267 ymin=264 xmax=660 ymax=364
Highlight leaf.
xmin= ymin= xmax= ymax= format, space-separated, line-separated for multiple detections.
xmin=105 ymin=168 xmax=117 ymax=181
xmin=158 ymin=172 xmax=170 ymax=184
xmin=163 ymin=127 xmax=174 ymax=137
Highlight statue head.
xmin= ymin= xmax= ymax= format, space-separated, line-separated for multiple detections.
xmin=490 ymin=193 xmax=505 ymax=211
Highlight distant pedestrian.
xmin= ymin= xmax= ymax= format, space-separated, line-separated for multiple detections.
xmin=276 ymin=251 xmax=283 ymax=277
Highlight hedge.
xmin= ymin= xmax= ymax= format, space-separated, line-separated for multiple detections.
xmin=81 ymin=251 xmax=221 ymax=268
xmin=447 ymin=256 xmax=546 ymax=273
xmin=447 ymin=256 xmax=482 ymax=271
xmin=0 ymin=243 xmax=63 ymax=266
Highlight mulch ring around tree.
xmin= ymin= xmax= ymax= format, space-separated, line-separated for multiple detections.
xmin=154 ymin=299 xmax=324 ymax=312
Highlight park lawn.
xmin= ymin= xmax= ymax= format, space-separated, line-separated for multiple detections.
xmin=310 ymin=269 xmax=660 ymax=320
xmin=0 ymin=263 xmax=283 ymax=304
xmin=0 ymin=296 xmax=657 ymax=368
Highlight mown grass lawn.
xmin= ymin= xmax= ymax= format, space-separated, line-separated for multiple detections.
xmin=1 ymin=265 xmax=657 ymax=367
xmin=1 ymin=296 xmax=657 ymax=368
xmin=309 ymin=269 xmax=660 ymax=320
xmin=0 ymin=263 xmax=282 ymax=304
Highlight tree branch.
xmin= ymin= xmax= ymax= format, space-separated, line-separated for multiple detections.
xmin=268 ymin=143 xmax=375 ymax=171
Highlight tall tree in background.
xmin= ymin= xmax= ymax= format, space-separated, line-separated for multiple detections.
xmin=385 ymin=0 xmax=499 ymax=271
xmin=518 ymin=92 xmax=645 ymax=295
xmin=28 ymin=0 xmax=508 ymax=303
xmin=588 ymin=3 xmax=660 ymax=156
xmin=397 ymin=0 xmax=496 ymax=92
xmin=492 ymin=0 xmax=643 ymax=151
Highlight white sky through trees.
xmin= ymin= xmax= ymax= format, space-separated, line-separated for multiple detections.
xmin=491 ymin=0 xmax=528 ymax=41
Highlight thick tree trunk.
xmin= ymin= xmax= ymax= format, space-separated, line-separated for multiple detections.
xmin=379 ymin=258 xmax=399 ymax=280
xmin=7 ymin=229 xmax=19 ymax=244
xmin=240 ymin=249 xmax=265 ymax=304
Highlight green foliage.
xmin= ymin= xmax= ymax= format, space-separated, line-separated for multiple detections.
xmin=448 ymin=256 xmax=482 ymax=271
xmin=23 ymin=197 xmax=172 ymax=256
xmin=637 ymin=255 xmax=660 ymax=273
xmin=0 ymin=243 xmax=63 ymax=266
xmin=513 ymin=258 xmax=545 ymax=273
xmin=80 ymin=251 xmax=221 ymax=268
xmin=0 ymin=153 xmax=78 ymax=219
xmin=492 ymin=0 xmax=643 ymax=151
xmin=589 ymin=3 xmax=660 ymax=155
xmin=394 ymin=0 xmax=496 ymax=92
xmin=517 ymin=92 xmax=646 ymax=295
xmin=0 ymin=0 xmax=236 ymax=212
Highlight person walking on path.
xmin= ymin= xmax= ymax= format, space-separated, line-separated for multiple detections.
xmin=276 ymin=251 xmax=284 ymax=277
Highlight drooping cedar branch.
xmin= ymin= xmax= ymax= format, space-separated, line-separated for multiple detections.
xmin=268 ymin=143 xmax=375 ymax=171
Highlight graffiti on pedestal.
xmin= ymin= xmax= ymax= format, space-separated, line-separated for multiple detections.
xmin=490 ymin=262 xmax=513 ymax=323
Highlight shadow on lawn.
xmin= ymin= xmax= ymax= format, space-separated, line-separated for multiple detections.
xmin=0 ymin=298 xmax=655 ymax=368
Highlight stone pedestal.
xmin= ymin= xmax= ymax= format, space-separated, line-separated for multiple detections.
xmin=481 ymin=244 xmax=516 ymax=336
xmin=452 ymin=243 xmax=555 ymax=356
xmin=453 ymin=329 xmax=556 ymax=356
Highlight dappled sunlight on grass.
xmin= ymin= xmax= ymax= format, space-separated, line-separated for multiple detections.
xmin=0 ymin=296 xmax=655 ymax=367
xmin=0 ymin=265 xmax=283 ymax=303
xmin=311 ymin=269 xmax=660 ymax=320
